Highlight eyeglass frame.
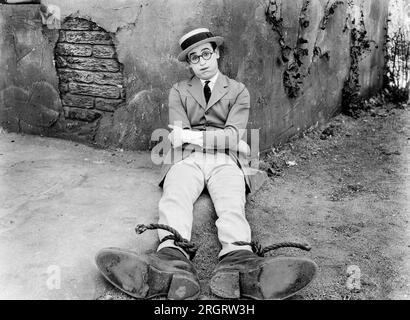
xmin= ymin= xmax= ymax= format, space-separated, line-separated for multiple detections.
xmin=186 ymin=49 xmax=215 ymax=64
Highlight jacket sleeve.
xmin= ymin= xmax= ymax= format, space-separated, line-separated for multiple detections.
xmin=168 ymin=84 xmax=191 ymax=130
xmin=202 ymin=84 xmax=250 ymax=150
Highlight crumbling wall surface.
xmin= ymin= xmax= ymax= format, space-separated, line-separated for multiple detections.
xmin=0 ymin=5 xmax=62 ymax=135
xmin=0 ymin=0 xmax=389 ymax=151
xmin=55 ymin=17 xmax=126 ymax=139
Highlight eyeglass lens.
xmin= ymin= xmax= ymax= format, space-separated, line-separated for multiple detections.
xmin=189 ymin=50 xmax=213 ymax=64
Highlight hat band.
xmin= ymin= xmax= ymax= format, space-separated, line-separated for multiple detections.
xmin=180 ymin=32 xmax=214 ymax=51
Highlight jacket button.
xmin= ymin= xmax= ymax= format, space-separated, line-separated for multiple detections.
xmin=205 ymin=110 xmax=209 ymax=115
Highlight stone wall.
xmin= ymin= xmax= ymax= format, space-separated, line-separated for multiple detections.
xmin=0 ymin=0 xmax=389 ymax=152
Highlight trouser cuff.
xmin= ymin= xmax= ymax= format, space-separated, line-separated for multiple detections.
xmin=219 ymin=244 xmax=253 ymax=258
xmin=157 ymin=239 xmax=190 ymax=260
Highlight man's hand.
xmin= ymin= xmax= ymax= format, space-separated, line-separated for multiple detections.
xmin=237 ymin=140 xmax=250 ymax=156
xmin=168 ymin=125 xmax=203 ymax=148
xmin=168 ymin=125 xmax=184 ymax=148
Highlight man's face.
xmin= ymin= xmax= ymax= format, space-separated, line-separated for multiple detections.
xmin=187 ymin=42 xmax=220 ymax=80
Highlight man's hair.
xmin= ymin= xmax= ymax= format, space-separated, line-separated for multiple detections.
xmin=210 ymin=42 xmax=217 ymax=51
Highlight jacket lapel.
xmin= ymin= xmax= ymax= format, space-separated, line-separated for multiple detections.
xmin=206 ymin=73 xmax=228 ymax=111
xmin=187 ymin=76 xmax=206 ymax=109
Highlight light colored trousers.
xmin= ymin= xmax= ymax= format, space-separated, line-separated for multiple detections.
xmin=157 ymin=151 xmax=252 ymax=258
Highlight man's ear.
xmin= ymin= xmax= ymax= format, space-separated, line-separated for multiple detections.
xmin=215 ymin=47 xmax=220 ymax=59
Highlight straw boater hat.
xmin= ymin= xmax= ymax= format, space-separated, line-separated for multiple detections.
xmin=177 ymin=28 xmax=224 ymax=62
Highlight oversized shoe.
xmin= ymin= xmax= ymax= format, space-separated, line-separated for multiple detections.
xmin=210 ymin=250 xmax=318 ymax=300
xmin=95 ymin=247 xmax=200 ymax=300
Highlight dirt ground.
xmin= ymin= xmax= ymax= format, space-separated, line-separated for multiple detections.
xmin=2 ymin=97 xmax=409 ymax=300
xmin=96 ymin=97 xmax=410 ymax=300
xmin=245 ymin=99 xmax=410 ymax=300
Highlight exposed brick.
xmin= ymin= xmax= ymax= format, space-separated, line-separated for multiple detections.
xmin=56 ymin=19 xmax=125 ymax=122
xmin=63 ymin=107 xmax=102 ymax=122
xmin=62 ymin=93 xmax=94 ymax=109
xmin=61 ymin=18 xmax=102 ymax=31
xmin=59 ymin=82 xmax=69 ymax=94
xmin=58 ymin=68 xmax=123 ymax=87
xmin=58 ymin=69 xmax=94 ymax=84
xmin=69 ymin=83 xmax=120 ymax=99
xmin=63 ymin=31 xmax=113 ymax=45
xmin=65 ymin=119 xmax=91 ymax=130
xmin=55 ymin=56 xmax=68 ymax=68
xmin=56 ymin=43 xmax=92 ymax=57
xmin=59 ymin=30 xmax=66 ymax=42
xmin=56 ymin=56 xmax=120 ymax=72
xmin=95 ymin=98 xmax=124 ymax=112
xmin=93 ymin=72 xmax=124 ymax=86
xmin=93 ymin=45 xmax=116 ymax=58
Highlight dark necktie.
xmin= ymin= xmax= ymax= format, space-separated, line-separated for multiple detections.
xmin=204 ymin=80 xmax=211 ymax=104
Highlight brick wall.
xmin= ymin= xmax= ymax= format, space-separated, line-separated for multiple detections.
xmin=55 ymin=17 xmax=125 ymax=123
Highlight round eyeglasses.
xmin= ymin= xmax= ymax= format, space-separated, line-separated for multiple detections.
xmin=187 ymin=50 xmax=214 ymax=64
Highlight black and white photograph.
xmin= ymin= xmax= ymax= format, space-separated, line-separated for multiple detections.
xmin=0 ymin=0 xmax=409 ymax=309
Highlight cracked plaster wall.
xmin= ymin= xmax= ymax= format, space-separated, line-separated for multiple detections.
xmin=0 ymin=0 xmax=388 ymax=151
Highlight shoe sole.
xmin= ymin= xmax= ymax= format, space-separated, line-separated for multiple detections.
xmin=210 ymin=257 xmax=318 ymax=300
xmin=95 ymin=248 xmax=200 ymax=300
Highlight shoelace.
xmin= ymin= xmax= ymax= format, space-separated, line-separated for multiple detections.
xmin=233 ymin=241 xmax=311 ymax=257
xmin=135 ymin=223 xmax=198 ymax=260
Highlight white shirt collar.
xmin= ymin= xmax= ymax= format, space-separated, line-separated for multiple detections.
xmin=200 ymin=71 xmax=219 ymax=91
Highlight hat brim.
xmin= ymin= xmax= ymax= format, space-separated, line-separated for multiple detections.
xmin=177 ymin=36 xmax=224 ymax=62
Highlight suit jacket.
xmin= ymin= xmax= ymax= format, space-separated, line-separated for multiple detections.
xmin=159 ymin=72 xmax=258 ymax=193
